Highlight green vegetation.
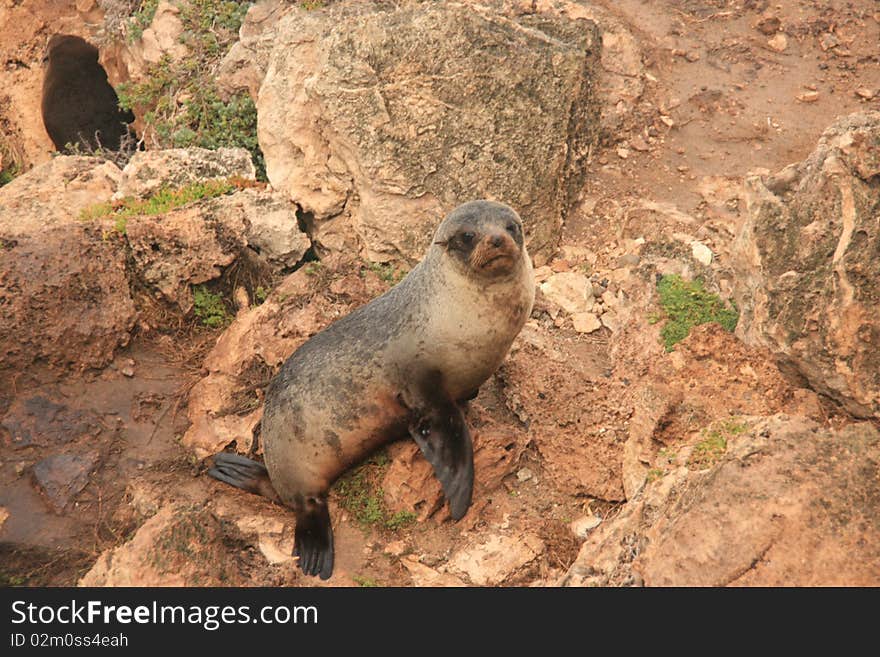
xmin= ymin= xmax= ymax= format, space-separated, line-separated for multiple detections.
xmin=334 ymin=453 xmax=416 ymax=531
xmin=655 ymin=274 xmax=739 ymax=351
xmin=193 ymin=286 xmax=231 ymax=329
xmin=79 ymin=178 xmax=240 ymax=228
xmin=304 ymin=262 xmax=323 ymax=276
xmin=353 ymin=575 xmax=378 ymax=587
xmin=0 ymin=161 xmax=20 ymax=187
xmin=127 ymin=0 xmax=160 ymax=43
xmin=646 ymin=468 xmax=665 ymax=483
xmin=117 ymin=1 xmax=266 ymax=179
xmin=366 ymin=261 xmax=407 ymax=285
xmin=255 ymin=286 xmax=269 ymax=304
xmin=688 ymin=417 xmax=748 ymax=470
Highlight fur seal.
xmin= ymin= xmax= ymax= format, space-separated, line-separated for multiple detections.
xmin=210 ymin=200 xmax=535 ymax=579
xmin=41 ymin=34 xmax=135 ymax=152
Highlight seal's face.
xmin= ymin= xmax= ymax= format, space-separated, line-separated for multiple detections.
xmin=434 ymin=200 xmax=525 ymax=280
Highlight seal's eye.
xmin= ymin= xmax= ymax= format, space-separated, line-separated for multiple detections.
xmin=506 ymin=222 xmax=518 ymax=235
xmin=460 ymin=231 xmax=475 ymax=245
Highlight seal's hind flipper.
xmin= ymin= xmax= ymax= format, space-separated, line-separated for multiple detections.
xmin=208 ymin=453 xmax=280 ymax=503
xmin=294 ymin=500 xmax=334 ymax=580
xmin=409 ymin=402 xmax=474 ymax=520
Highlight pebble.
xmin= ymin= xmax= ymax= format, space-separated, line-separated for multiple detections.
xmin=570 ymin=515 xmax=603 ymax=539
xmin=691 ymin=241 xmax=714 ymax=266
xmin=616 ymin=253 xmax=640 ymax=268
xmin=516 ymin=467 xmax=534 ymax=482
xmin=796 ymin=91 xmax=820 ymax=103
xmin=855 ymin=87 xmax=876 ymax=100
xmin=572 ymin=312 xmax=602 ymax=334
xmin=767 ymin=33 xmax=788 ymax=52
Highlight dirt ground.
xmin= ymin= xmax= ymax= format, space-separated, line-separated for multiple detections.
xmin=1 ymin=0 xmax=878 ymax=586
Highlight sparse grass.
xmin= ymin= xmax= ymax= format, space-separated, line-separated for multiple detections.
xmin=116 ymin=1 xmax=266 ymax=179
xmin=304 ymin=262 xmax=323 ymax=276
xmin=127 ymin=0 xmax=160 ymax=43
xmin=79 ymin=178 xmax=240 ymax=226
xmin=688 ymin=417 xmax=748 ymax=470
xmin=334 ymin=452 xmax=415 ymax=531
xmin=646 ymin=468 xmax=665 ymax=483
xmin=255 ymin=286 xmax=269 ymax=304
xmin=0 ymin=161 xmax=20 ymax=187
xmin=655 ymin=274 xmax=739 ymax=351
xmin=193 ymin=286 xmax=231 ymax=329
xmin=366 ymin=261 xmax=407 ymax=285
xmin=353 ymin=574 xmax=378 ymax=587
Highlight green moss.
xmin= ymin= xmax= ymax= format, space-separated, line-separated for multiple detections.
xmin=334 ymin=452 xmax=415 ymax=531
xmin=193 ymin=286 xmax=231 ymax=329
xmin=688 ymin=418 xmax=748 ymax=470
xmin=353 ymin=574 xmax=378 ymax=587
xmin=365 ymin=261 xmax=407 ymax=285
xmin=255 ymin=286 xmax=269 ymax=304
xmin=646 ymin=468 xmax=665 ymax=483
xmin=127 ymin=0 xmax=160 ymax=43
xmin=79 ymin=178 xmax=238 ymax=223
xmin=0 ymin=161 xmax=20 ymax=187
xmin=656 ymin=274 xmax=739 ymax=351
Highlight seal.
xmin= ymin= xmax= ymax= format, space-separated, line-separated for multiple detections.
xmin=41 ymin=34 xmax=135 ymax=152
xmin=209 ymin=200 xmax=535 ymax=579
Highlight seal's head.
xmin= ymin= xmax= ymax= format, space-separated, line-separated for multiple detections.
xmin=432 ymin=200 xmax=526 ymax=280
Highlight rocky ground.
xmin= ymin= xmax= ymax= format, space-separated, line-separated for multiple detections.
xmin=1 ymin=0 xmax=878 ymax=587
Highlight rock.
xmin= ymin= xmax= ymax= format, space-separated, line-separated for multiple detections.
xmin=572 ymin=312 xmax=602 ymax=334
xmin=400 ymin=556 xmax=465 ymax=587
xmin=32 ymin=451 xmax=101 ymax=513
xmin=217 ymin=0 xmax=291 ymax=100
xmin=855 ymin=87 xmax=876 ymax=101
xmin=233 ymin=189 xmax=311 ymax=269
xmin=731 ymin=111 xmax=880 ymax=419
xmin=755 ymin=15 xmax=781 ymax=35
xmin=516 ymin=467 xmax=534 ymax=483
xmin=383 ymin=421 xmax=527 ymax=520
xmin=79 ymin=504 xmax=244 ymax=586
xmin=2 ymin=396 xmax=104 ymax=449
xmin=448 ymin=533 xmax=544 ymax=585
xmin=384 ymin=540 xmax=407 ymax=557
xmin=600 ymin=310 xmax=621 ymax=332
xmin=563 ymin=416 xmax=880 ymax=586
xmin=622 ymin=385 xmax=679 ymax=499
xmin=258 ymin=2 xmax=600 ymax=264
xmin=691 ymin=241 xmax=713 ymax=266
xmin=616 ymin=253 xmax=640 ymax=268
xmin=539 ymin=272 xmax=595 ymax=315
xmin=767 ymin=33 xmax=788 ymax=53
xmin=116 ymin=148 xmax=256 ymax=200
xmin=0 ymin=506 xmax=8 ymax=531
xmin=111 ymin=1 xmax=189 ymax=82
xmin=629 ymin=136 xmax=649 ymax=152
xmin=570 ymin=515 xmax=602 ymax=539
xmin=212 ymin=497 xmax=295 ymax=566
xmin=0 ymin=157 xmax=135 ymax=377
xmin=819 ymin=32 xmax=840 ymax=51
xmin=796 ymin=91 xmax=820 ymax=103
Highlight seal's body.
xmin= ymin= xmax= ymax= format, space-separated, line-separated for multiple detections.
xmin=41 ymin=34 xmax=135 ymax=152
xmin=210 ymin=201 xmax=534 ymax=579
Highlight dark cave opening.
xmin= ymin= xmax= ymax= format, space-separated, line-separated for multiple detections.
xmin=41 ymin=34 xmax=136 ymax=153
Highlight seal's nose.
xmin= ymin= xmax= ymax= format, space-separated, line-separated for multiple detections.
xmin=490 ymin=234 xmax=504 ymax=248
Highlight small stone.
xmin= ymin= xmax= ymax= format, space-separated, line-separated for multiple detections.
xmin=629 ymin=136 xmax=650 ymax=152
xmin=767 ymin=33 xmax=788 ymax=52
xmin=419 ymin=554 xmax=445 ymax=568
xmin=384 ymin=540 xmax=407 ymax=557
xmin=539 ymin=272 xmax=594 ymax=315
xmin=449 ymin=534 xmax=545 ymax=586
xmin=796 ymin=91 xmax=820 ymax=103
xmin=550 ymin=259 xmax=571 ymax=273
xmin=616 ymin=147 xmax=630 ymax=159
xmin=855 ymin=87 xmax=876 ymax=100
xmin=685 ymin=51 xmax=700 ymax=62
xmin=572 ymin=312 xmax=602 ymax=334
xmin=691 ymin=241 xmax=713 ymax=266
xmin=32 ymin=451 xmax=101 ymax=513
xmin=616 ymin=253 xmax=640 ymax=268
xmin=601 ymin=290 xmax=618 ymax=308
xmin=516 ymin=467 xmax=534 ymax=482
xmin=0 ymin=506 xmax=8 ymax=531
xmin=677 ymin=165 xmax=690 ymax=173
xmin=819 ymin=32 xmax=840 ymax=51
xmin=570 ymin=515 xmax=602 ymax=539
xmin=755 ymin=15 xmax=781 ymax=35
xmin=659 ymin=115 xmax=675 ymax=128
xmin=600 ymin=310 xmax=620 ymax=332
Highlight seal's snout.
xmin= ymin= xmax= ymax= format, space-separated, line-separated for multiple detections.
xmin=470 ymin=230 xmax=518 ymax=274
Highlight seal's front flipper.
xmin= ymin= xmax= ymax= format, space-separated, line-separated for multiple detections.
xmin=294 ymin=498 xmax=334 ymax=580
xmin=208 ymin=453 xmax=281 ymax=503
xmin=409 ymin=402 xmax=474 ymax=520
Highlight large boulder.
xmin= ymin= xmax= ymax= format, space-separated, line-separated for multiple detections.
xmin=258 ymin=1 xmax=600 ymax=265
xmin=0 ymin=156 xmax=136 ymax=376
xmin=731 ymin=112 xmax=880 ymax=419
xmin=562 ymin=415 xmax=880 ymax=586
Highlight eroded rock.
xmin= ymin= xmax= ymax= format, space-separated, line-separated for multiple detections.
xmin=731 ymin=111 xmax=880 ymax=419
xmin=32 ymin=451 xmax=101 ymax=513
xmin=259 ymin=1 xmax=600 ymax=264
xmin=448 ymin=533 xmax=545 ymax=585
